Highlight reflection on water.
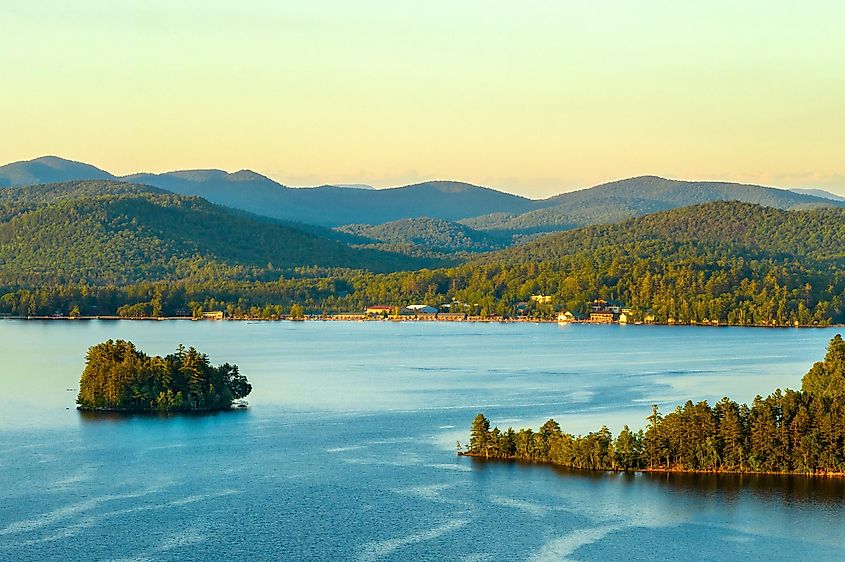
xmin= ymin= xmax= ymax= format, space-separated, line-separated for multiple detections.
xmin=472 ymin=456 xmax=845 ymax=505
xmin=1 ymin=320 xmax=844 ymax=561
xmin=76 ymin=408 xmax=250 ymax=423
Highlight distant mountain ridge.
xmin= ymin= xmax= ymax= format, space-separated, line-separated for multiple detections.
xmin=462 ymin=176 xmax=845 ymax=235
xmin=1 ymin=157 xmax=842 ymax=235
xmin=0 ymin=156 xmax=114 ymax=187
xmin=789 ymin=188 xmax=845 ymax=202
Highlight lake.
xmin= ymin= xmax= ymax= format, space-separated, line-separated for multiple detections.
xmin=1 ymin=320 xmax=844 ymax=561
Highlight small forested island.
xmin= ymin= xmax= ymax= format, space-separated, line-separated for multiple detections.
xmin=464 ymin=335 xmax=845 ymax=475
xmin=76 ymin=340 xmax=251 ymax=412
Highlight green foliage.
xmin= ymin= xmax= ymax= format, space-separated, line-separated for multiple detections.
xmin=77 ymin=340 xmax=251 ymax=411
xmin=366 ymin=202 xmax=845 ymax=324
xmin=801 ymin=335 xmax=845 ymax=399
xmin=0 ymin=180 xmax=430 ymax=287
xmin=337 ymin=217 xmax=508 ymax=254
xmin=468 ymin=336 xmax=845 ymax=474
xmin=2 ymin=194 xmax=844 ymax=326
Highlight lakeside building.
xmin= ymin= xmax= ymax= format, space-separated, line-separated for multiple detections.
xmin=588 ymin=299 xmax=625 ymax=323
xmin=530 ymin=294 xmax=553 ymax=305
xmin=557 ymin=311 xmax=576 ymax=323
xmin=366 ymin=305 xmax=394 ymax=317
xmin=402 ymin=304 xmax=438 ymax=315
xmin=201 ymin=311 xmax=225 ymax=320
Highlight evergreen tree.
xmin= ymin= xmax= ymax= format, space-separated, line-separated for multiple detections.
xmin=464 ymin=336 xmax=845 ymax=475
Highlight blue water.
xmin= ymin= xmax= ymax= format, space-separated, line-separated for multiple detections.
xmin=1 ymin=320 xmax=844 ymax=561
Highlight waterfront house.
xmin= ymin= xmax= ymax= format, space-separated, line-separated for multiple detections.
xmin=588 ymin=299 xmax=625 ymax=323
xmin=531 ymin=294 xmax=553 ymax=305
xmin=590 ymin=310 xmax=616 ymax=323
xmin=365 ymin=305 xmax=394 ymax=317
xmin=202 ymin=311 xmax=225 ymax=320
xmin=557 ymin=311 xmax=576 ymax=323
xmin=402 ymin=304 xmax=438 ymax=315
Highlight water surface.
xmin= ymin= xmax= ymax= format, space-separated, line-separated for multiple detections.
xmin=1 ymin=320 xmax=843 ymax=560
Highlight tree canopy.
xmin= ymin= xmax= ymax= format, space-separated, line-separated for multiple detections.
xmin=2 ymin=194 xmax=845 ymax=326
xmin=77 ymin=340 xmax=251 ymax=411
xmin=466 ymin=335 xmax=845 ymax=475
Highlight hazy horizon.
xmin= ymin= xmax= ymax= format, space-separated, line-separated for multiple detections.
xmin=7 ymin=153 xmax=845 ymax=199
xmin=2 ymin=2 xmax=844 ymax=197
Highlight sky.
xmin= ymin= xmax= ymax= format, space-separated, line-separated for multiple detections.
xmin=1 ymin=1 xmax=844 ymax=197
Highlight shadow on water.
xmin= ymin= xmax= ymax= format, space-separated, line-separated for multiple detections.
xmin=467 ymin=456 xmax=845 ymax=504
xmin=77 ymin=408 xmax=250 ymax=423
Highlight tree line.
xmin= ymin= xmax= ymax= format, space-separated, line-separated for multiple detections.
xmin=466 ymin=335 xmax=845 ymax=474
xmin=77 ymin=340 xmax=251 ymax=411
xmin=2 ymin=201 xmax=845 ymax=325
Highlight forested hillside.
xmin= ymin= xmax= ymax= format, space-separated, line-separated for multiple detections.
xmin=351 ymin=202 xmax=845 ymax=325
xmin=463 ymin=176 xmax=844 ymax=235
xmin=3 ymin=200 xmax=844 ymax=324
xmin=0 ymin=181 xmax=427 ymax=287
xmin=337 ymin=217 xmax=508 ymax=254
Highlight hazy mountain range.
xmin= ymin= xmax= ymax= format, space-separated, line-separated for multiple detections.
xmin=1 ymin=156 xmax=843 ymax=249
xmin=0 ymin=156 xmax=845 ymax=232
xmin=788 ymin=187 xmax=845 ymax=202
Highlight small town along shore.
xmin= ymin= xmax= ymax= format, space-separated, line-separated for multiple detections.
xmin=2 ymin=314 xmax=841 ymax=328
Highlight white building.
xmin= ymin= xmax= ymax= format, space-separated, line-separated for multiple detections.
xmin=403 ymin=304 xmax=438 ymax=314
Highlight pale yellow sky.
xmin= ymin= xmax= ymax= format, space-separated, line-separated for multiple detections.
xmin=1 ymin=1 xmax=843 ymax=197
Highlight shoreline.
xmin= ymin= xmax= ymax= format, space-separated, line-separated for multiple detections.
xmin=458 ymin=452 xmax=845 ymax=478
xmin=1 ymin=315 xmax=841 ymax=328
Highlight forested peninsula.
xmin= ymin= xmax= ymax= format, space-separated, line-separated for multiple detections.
xmin=463 ymin=335 xmax=845 ymax=475
xmin=76 ymin=340 xmax=251 ymax=412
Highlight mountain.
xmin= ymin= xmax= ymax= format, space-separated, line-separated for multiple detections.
xmin=380 ymin=201 xmax=845 ymax=324
xmin=124 ymin=169 xmax=539 ymax=226
xmin=3 ymin=157 xmax=843 ymax=236
xmin=5 ymin=198 xmax=844 ymax=324
xmin=461 ymin=176 xmax=844 ymax=235
xmin=130 ymin=174 xmax=539 ymax=226
xmin=0 ymin=157 xmax=539 ymax=226
xmin=336 ymin=217 xmax=509 ymax=253
xmin=789 ymin=188 xmax=845 ymax=202
xmin=484 ymin=200 xmax=845 ymax=264
xmin=0 ymin=156 xmax=114 ymax=187
xmin=0 ymin=180 xmax=429 ymax=286
xmin=329 ymin=183 xmax=375 ymax=190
